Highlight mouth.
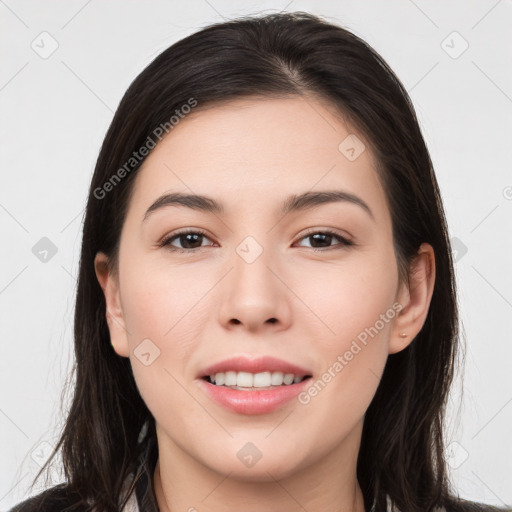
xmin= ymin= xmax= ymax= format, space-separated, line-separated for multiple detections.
xmin=198 ymin=355 xmax=313 ymax=391
xmin=201 ymin=371 xmax=312 ymax=390
xmin=196 ymin=355 xmax=313 ymax=413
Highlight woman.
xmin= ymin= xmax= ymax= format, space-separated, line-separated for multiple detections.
xmin=9 ymin=11 xmax=510 ymax=512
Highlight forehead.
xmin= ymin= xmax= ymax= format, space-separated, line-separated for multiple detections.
xmin=125 ymin=95 xmax=388 ymax=221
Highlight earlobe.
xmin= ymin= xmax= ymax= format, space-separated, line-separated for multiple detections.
xmin=94 ymin=252 xmax=130 ymax=358
xmin=389 ymin=243 xmax=436 ymax=354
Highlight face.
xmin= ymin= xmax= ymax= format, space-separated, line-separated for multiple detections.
xmin=95 ymin=95 xmax=432 ymax=482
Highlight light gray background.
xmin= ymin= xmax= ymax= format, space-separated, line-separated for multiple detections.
xmin=1 ymin=0 xmax=511 ymax=509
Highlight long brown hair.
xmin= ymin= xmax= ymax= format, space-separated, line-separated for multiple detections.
xmin=16 ymin=11 xmax=510 ymax=512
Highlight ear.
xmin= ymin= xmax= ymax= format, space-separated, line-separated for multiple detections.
xmin=389 ymin=243 xmax=436 ymax=354
xmin=94 ymin=252 xmax=130 ymax=358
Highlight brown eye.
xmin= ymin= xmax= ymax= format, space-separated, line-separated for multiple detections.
xmin=160 ymin=230 xmax=213 ymax=252
xmin=296 ymin=230 xmax=353 ymax=250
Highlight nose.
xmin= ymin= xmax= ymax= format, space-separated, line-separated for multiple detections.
xmin=217 ymin=244 xmax=292 ymax=333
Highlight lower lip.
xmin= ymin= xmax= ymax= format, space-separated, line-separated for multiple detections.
xmin=197 ymin=377 xmax=311 ymax=415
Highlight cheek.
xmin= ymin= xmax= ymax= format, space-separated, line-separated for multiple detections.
xmin=120 ymin=256 xmax=213 ymax=345
xmin=118 ymin=267 xmax=208 ymax=432
xmin=118 ymin=255 xmax=220 ymax=406
xmin=294 ymin=251 xmax=398 ymax=435
xmin=301 ymin=250 xmax=399 ymax=345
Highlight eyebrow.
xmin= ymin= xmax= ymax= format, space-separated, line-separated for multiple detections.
xmin=142 ymin=189 xmax=374 ymax=222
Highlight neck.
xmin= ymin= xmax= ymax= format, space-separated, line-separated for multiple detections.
xmin=153 ymin=420 xmax=366 ymax=512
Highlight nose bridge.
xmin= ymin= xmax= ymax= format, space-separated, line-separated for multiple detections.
xmin=233 ymin=235 xmax=273 ymax=292
xmin=217 ymin=234 xmax=292 ymax=331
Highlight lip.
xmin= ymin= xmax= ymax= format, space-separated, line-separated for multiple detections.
xmin=196 ymin=355 xmax=313 ymax=415
xmin=197 ymin=376 xmax=311 ymax=415
xmin=198 ymin=355 xmax=312 ymax=378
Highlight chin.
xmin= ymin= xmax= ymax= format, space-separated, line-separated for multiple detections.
xmin=203 ymin=440 xmax=310 ymax=481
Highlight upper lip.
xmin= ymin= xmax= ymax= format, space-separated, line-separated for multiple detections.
xmin=199 ymin=355 xmax=312 ymax=378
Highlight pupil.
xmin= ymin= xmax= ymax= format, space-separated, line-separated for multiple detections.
xmin=311 ymin=233 xmax=331 ymax=248
xmin=181 ymin=233 xmax=202 ymax=248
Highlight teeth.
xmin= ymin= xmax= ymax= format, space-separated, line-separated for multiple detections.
xmin=208 ymin=371 xmax=307 ymax=387
xmin=225 ymin=371 xmax=237 ymax=386
xmin=283 ymin=373 xmax=294 ymax=385
xmin=271 ymin=372 xmax=283 ymax=386
xmin=237 ymin=371 xmax=253 ymax=387
xmin=253 ymin=371 xmax=271 ymax=387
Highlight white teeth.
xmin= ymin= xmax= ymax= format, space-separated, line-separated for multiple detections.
xmin=208 ymin=370 xmax=307 ymax=387
xmin=224 ymin=371 xmax=237 ymax=386
xmin=236 ymin=371 xmax=253 ymax=387
xmin=253 ymin=371 xmax=271 ymax=387
xmin=283 ymin=373 xmax=294 ymax=385
xmin=271 ymin=371 xmax=284 ymax=385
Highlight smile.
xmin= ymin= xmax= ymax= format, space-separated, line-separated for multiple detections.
xmin=204 ymin=370 xmax=310 ymax=389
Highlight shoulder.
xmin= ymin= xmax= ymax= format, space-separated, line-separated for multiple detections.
xmin=7 ymin=484 xmax=87 ymax=512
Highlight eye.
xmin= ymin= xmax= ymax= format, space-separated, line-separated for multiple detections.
xmin=160 ymin=229 xmax=215 ymax=252
xmin=159 ymin=228 xmax=353 ymax=253
xmin=295 ymin=230 xmax=353 ymax=251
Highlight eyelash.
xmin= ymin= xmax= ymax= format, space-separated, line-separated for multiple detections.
xmin=159 ymin=228 xmax=354 ymax=253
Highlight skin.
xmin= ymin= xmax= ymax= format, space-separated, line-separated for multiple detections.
xmin=95 ymin=95 xmax=435 ymax=512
